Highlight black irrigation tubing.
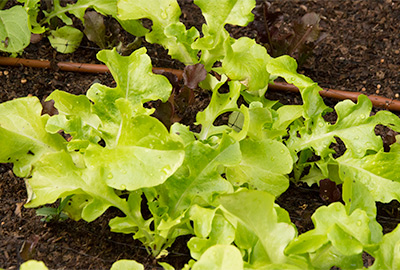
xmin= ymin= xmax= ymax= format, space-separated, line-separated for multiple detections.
xmin=1 ymin=56 xmax=400 ymax=111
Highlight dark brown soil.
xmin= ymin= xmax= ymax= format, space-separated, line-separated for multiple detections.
xmin=1 ymin=1 xmax=400 ymax=269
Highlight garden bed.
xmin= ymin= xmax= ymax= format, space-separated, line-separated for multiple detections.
xmin=1 ymin=0 xmax=400 ymax=269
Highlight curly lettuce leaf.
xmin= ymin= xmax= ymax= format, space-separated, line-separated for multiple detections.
xmin=226 ymin=138 xmax=292 ymax=196
xmin=0 ymin=97 xmax=66 ymax=177
xmin=25 ymin=150 xmax=123 ymax=222
xmin=196 ymin=80 xmax=242 ymax=140
xmin=87 ymin=48 xmax=172 ymax=146
xmin=267 ymin=55 xmax=330 ymax=119
xmin=43 ymin=0 xmax=117 ymax=25
xmin=84 ymin=100 xmax=185 ymax=191
xmin=192 ymin=0 xmax=255 ymax=70
xmin=219 ymin=37 xmax=271 ymax=96
xmin=117 ymin=0 xmax=199 ymax=64
xmin=337 ymin=149 xmax=400 ymax=203
xmin=154 ymin=134 xmax=240 ymax=219
xmin=287 ymin=95 xmax=400 ymax=158
xmin=188 ymin=214 xmax=235 ymax=260
xmin=18 ymin=0 xmax=46 ymax=34
xmin=285 ymin=202 xmax=378 ymax=269
xmin=219 ymin=190 xmax=298 ymax=267
xmin=370 ymin=223 xmax=400 ymax=270
xmin=45 ymin=90 xmax=102 ymax=151
xmin=191 ymin=245 xmax=244 ymax=270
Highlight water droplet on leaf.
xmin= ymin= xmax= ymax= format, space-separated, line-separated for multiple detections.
xmin=120 ymin=184 xmax=126 ymax=190
xmin=107 ymin=173 xmax=113 ymax=179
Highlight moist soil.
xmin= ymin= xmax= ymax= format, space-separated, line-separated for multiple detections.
xmin=1 ymin=0 xmax=400 ymax=269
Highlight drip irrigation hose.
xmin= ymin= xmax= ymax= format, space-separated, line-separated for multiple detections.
xmin=1 ymin=56 xmax=400 ymax=111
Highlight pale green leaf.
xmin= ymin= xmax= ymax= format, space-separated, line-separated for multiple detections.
xmin=25 ymin=151 xmax=119 ymax=222
xmin=0 ymin=97 xmax=66 ymax=177
xmin=221 ymin=37 xmax=271 ymax=96
xmin=44 ymin=0 xmax=117 ymax=25
xmin=188 ymin=214 xmax=235 ymax=260
xmin=87 ymin=48 xmax=172 ymax=146
xmin=189 ymin=205 xmax=217 ymax=238
xmin=287 ymin=95 xmax=400 ymax=158
xmin=84 ymin=109 xmax=185 ymax=191
xmin=285 ymin=202 xmax=374 ymax=269
xmin=0 ymin=5 xmax=30 ymax=53
xmin=18 ymin=0 xmax=46 ymax=34
xmin=117 ymin=0 xmax=199 ymax=64
xmin=20 ymin=260 xmax=48 ymax=270
xmin=110 ymin=259 xmax=144 ymax=270
xmin=196 ymin=80 xmax=242 ymax=140
xmin=155 ymin=134 xmax=239 ymax=219
xmin=46 ymin=90 xmax=102 ymax=150
xmin=337 ymin=149 xmax=400 ymax=203
xmin=226 ymin=138 xmax=292 ymax=196
xmin=370 ymin=223 xmax=400 ymax=270
xmin=219 ymin=190 xmax=296 ymax=264
xmin=192 ymin=245 xmax=244 ymax=270
xmin=267 ymin=55 xmax=330 ymax=119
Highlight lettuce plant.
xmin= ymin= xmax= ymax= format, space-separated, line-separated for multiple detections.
xmin=2 ymin=0 xmax=400 ymax=269
xmin=0 ymin=0 xmax=147 ymax=53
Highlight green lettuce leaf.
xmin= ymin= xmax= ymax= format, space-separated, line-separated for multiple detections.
xmin=191 ymin=245 xmax=244 ymax=270
xmin=285 ymin=202 xmax=376 ymax=269
xmin=220 ymin=37 xmax=271 ymax=96
xmin=188 ymin=213 xmax=235 ymax=260
xmin=370 ymin=223 xmax=400 ymax=270
xmin=87 ymin=48 xmax=172 ymax=146
xmin=0 ymin=97 xmax=66 ymax=177
xmin=18 ymin=0 xmax=46 ymax=34
xmin=110 ymin=260 xmax=144 ymax=270
xmin=267 ymin=55 xmax=330 ymax=119
xmin=226 ymin=138 xmax=292 ymax=196
xmin=154 ymin=134 xmax=240 ymax=219
xmin=196 ymin=80 xmax=242 ymax=140
xmin=46 ymin=90 xmax=102 ymax=151
xmin=0 ymin=5 xmax=31 ymax=53
xmin=117 ymin=0 xmax=199 ymax=64
xmin=84 ymin=101 xmax=185 ymax=191
xmin=287 ymin=95 xmax=400 ymax=158
xmin=43 ymin=0 xmax=117 ymax=25
xmin=337 ymin=149 xmax=400 ymax=203
xmin=219 ymin=190 xmax=297 ymax=266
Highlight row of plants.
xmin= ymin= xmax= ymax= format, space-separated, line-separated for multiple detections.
xmin=2 ymin=0 xmax=400 ymax=269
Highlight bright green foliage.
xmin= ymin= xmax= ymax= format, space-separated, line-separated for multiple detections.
xmin=0 ymin=97 xmax=66 ymax=177
xmin=0 ymin=5 xmax=31 ymax=53
xmin=191 ymin=245 xmax=244 ymax=270
xmin=220 ymin=37 xmax=271 ymax=96
xmin=285 ymin=203 xmax=378 ymax=269
xmin=110 ymin=259 xmax=144 ymax=270
xmin=19 ymin=260 xmax=48 ymax=270
xmin=3 ymin=0 xmax=400 ymax=268
xmin=18 ymin=0 xmax=45 ymax=34
xmin=370 ymin=224 xmax=400 ymax=269
xmin=226 ymin=138 xmax=292 ymax=196
xmin=2 ymin=0 xmax=147 ymax=53
xmin=118 ymin=0 xmax=199 ymax=64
